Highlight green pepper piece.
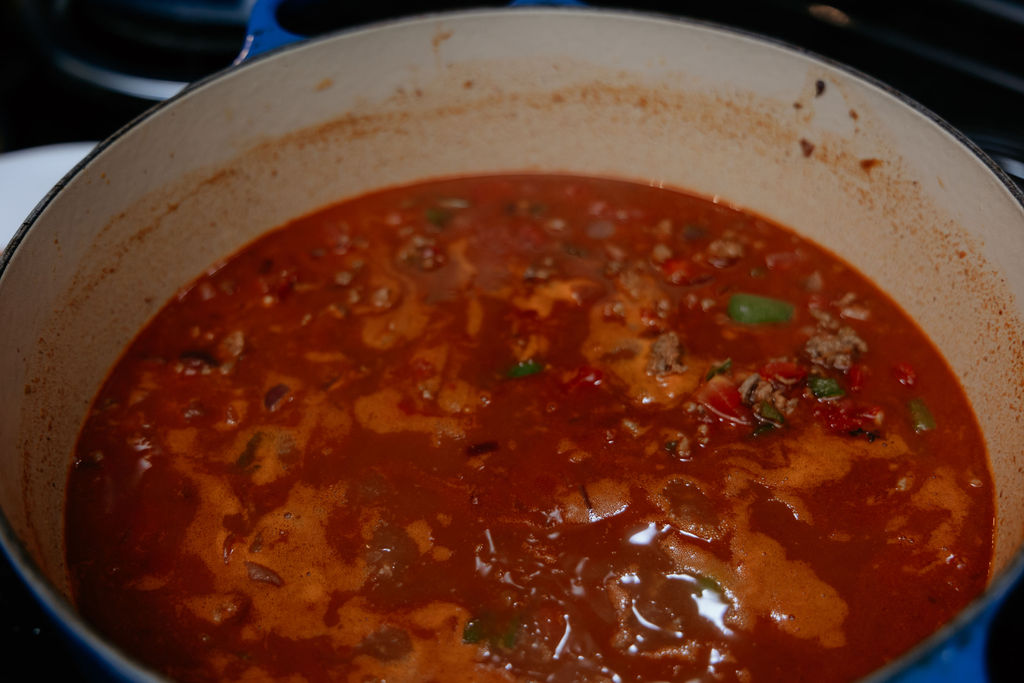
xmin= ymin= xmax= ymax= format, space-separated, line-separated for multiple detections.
xmin=506 ymin=359 xmax=545 ymax=379
xmin=908 ymin=398 xmax=936 ymax=432
xmin=759 ymin=401 xmax=785 ymax=425
xmin=695 ymin=573 xmax=724 ymax=594
xmin=235 ymin=431 xmax=264 ymax=471
xmin=425 ymin=207 xmax=452 ymax=227
xmin=500 ymin=616 xmax=520 ymax=649
xmin=462 ymin=618 xmax=484 ymax=644
xmin=727 ymin=293 xmax=794 ymax=324
xmin=808 ymin=376 xmax=845 ymax=399
xmin=705 ymin=358 xmax=732 ymax=381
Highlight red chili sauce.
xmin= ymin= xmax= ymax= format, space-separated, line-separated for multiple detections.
xmin=66 ymin=176 xmax=994 ymax=682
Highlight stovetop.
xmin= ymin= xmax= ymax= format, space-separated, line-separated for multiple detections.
xmin=1 ymin=0 xmax=1022 ymax=680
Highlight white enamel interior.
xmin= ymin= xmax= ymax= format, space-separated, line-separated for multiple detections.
xmin=2 ymin=8 xmax=1023 ymax=678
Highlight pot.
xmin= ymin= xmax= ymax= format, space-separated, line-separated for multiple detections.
xmin=2 ymin=5 xmax=1023 ymax=681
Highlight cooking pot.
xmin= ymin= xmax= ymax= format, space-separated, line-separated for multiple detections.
xmin=2 ymin=4 xmax=1023 ymax=681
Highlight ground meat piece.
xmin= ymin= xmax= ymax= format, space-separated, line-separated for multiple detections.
xmin=523 ymin=256 xmax=556 ymax=281
xmin=366 ymin=524 xmax=419 ymax=587
xmin=545 ymin=217 xmax=567 ymax=232
xmin=803 ymin=271 xmax=824 ymax=292
xmin=183 ymin=400 xmax=205 ymax=420
xmin=706 ymin=238 xmax=744 ymax=266
xmin=665 ymin=434 xmax=691 ymax=460
xmin=617 ymin=269 xmax=644 ymax=300
xmin=655 ymin=298 xmax=672 ymax=319
xmin=370 ymin=287 xmax=396 ymax=310
xmin=651 ymin=243 xmax=673 ymax=263
xmin=647 ymin=332 xmax=686 ymax=375
xmin=398 ymin=234 xmax=445 ymax=271
xmin=359 ymin=626 xmax=412 ymax=661
xmin=604 ymin=260 xmax=625 ymax=277
xmin=739 ymin=373 xmax=797 ymax=416
xmin=603 ymin=300 xmax=626 ymax=320
xmin=217 ymin=331 xmax=245 ymax=374
xmin=738 ymin=373 xmax=760 ymax=401
xmin=804 ymin=326 xmax=868 ymax=370
xmin=245 ymin=561 xmax=283 ymax=587
xmin=605 ymin=244 xmax=626 ymax=262
xmin=208 ymin=592 xmax=251 ymax=625
xmin=810 ymin=308 xmax=839 ymax=330
xmin=695 ymin=423 xmax=710 ymax=446
xmin=835 ymin=293 xmax=871 ymax=321
xmin=840 ymin=304 xmax=871 ymax=321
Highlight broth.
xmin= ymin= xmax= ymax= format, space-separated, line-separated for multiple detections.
xmin=66 ymin=175 xmax=993 ymax=682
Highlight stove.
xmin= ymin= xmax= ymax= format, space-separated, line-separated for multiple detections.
xmin=1 ymin=0 xmax=1021 ymax=680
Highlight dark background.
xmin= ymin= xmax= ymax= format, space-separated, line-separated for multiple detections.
xmin=1 ymin=0 xmax=1022 ymax=680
